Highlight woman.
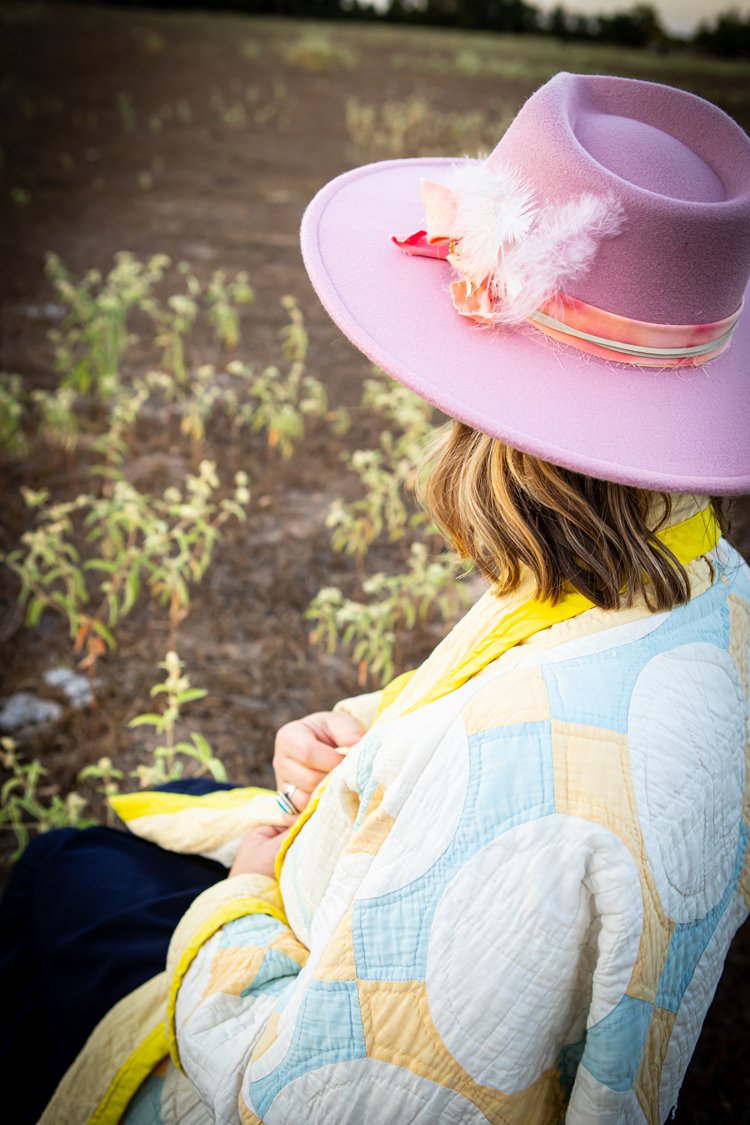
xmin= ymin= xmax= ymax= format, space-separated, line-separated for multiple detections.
xmin=6 ymin=71 xmax=750 ymax=1123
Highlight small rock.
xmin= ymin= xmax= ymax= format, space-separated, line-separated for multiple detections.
xmin=43 ymin=666 xmax=97 ymax=707
xmin=181 ymin=241 xmax=215 ymax=261
xmin=0 ymin=693 xmax=63 ymax=732
xmin=19 ymin=302 xmax=66 ymax=321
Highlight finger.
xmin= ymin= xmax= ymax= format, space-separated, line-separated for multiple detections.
xmin=253 ymin=823 xmax=289 ymax=839
xmin=284 ymin=734 xmax=345 ymax=774
xmin=238 ymin=826 xmax=282 ymax=848
xmin=252 ymin=825 xmax=279 ymax=839
xmin=277 ymin=758 xmax=328 ymax=795
xmin=274 ymin=716 xmax=354 ymax=777
xmin=307 ymin=712 xmax=364 ymax=748
xmin=264 ymin=826 xmax=290 ymax=845
xmin=324 ymin=712 xmax=365 ymax=747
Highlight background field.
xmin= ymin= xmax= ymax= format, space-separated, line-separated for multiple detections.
xmin=1 ymin=3 xmax=749 ymax=1119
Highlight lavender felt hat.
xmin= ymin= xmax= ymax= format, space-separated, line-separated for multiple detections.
xmin=300 ymin=72 xmax=750 ymax=494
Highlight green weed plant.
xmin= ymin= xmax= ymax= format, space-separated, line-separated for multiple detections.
xmin=326 ymin=376 xmax=435 ymax=570
xmin=280 ymin=31 xmax=356 ymax=71
xmin=0 ymin=252 xmax=353 ymax=858
xmin=45 ymin=250 xmax=170 ymax=396
xmin=346 ymin=95 xmax=502 ymax=158
xmin=308 ymin=371 xmax=472 ymax=688
xmin=0 ymin=373 xmax=28 ymax=456
xmin=2 ymin=463 xmax=250 ymax=679
xmin=227 ymin=295 xmax=348 ymax=458
xmin=311 ymin=542 xmax=469 ymax=688
xmin=128 ymin=650 xmax=227 ymax=788
xmin=0 ymin=738 xmax=92 ymax=860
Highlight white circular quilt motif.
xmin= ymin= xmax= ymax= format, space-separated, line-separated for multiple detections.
xmin=425 ymin=815 xmax=643 ymax=1093
xmin=263 ymin=1057 xmax=490 ymax=1124
xmin=628 ymin=644 xmax=744 ymax=924
xmin=359 ymin=720 xmax=470 ymax=900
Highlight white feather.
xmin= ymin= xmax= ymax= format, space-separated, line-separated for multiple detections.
xmin=447 ymin=159 xmax=537 ymax=287
xmin=495 ymin=193 xmax=625 ymax=323
xmin=440 ymin=158 xmax=625 ymax=324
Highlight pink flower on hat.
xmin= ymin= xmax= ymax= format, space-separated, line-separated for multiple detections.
xmin=396 ymin=158 xmax=625 ymax=327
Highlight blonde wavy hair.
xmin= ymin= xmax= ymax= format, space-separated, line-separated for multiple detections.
xmin=421 ymin=421 xmax=721 ymax=612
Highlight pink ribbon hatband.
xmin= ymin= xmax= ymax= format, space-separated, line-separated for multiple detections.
xmin=529 ymin=292 xmax=741 ymax=368
xmin=392 ymin=229 xmax=740 ymax=368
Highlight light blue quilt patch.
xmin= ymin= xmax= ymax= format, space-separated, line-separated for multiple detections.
xmin=220 ymin=913 xmax=285 ymax=949
xmin=664 ymin=580 xmax=731 ymax=651
xmin=542 ymin=654 xmax=636 ymax=733
xmin=460 ymin=721 xmax=555 ymax=840
xmin=122 ymin=1072 xmax=164 ymax=1125
xmin=250 ymin=975 xmax=295 ymax=1005
xmin=542 ymin=582 xmax=732 ymax=732
xmin=657 ymin=822 xmax=748 ymax=1012
xmin=240 ymin=948 xmax=303 ymax=996
xmin=352 ymin=879 xmax=437 ymax=981
xmin=558 ymin=1038 xmax=586 ymax=1103
xmin=352 ymin=721 xmax=555 ymax=981
xmin=353 ymin=733 xmax=383 ymax=830
xmin=582 ymin=994 xmax=653 ymax=1091
xmin=248 ymin=980 xmax=366 ymax=1117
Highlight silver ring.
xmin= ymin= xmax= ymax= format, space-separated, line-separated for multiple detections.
xmin=279 ymin=784 xmax=301 ymax=814
xmin=275 ymin=788 xmax=298 ymax=815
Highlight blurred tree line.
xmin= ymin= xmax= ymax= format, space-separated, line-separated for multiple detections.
xmin=67 ymin=0 xmax=750 ymax=57
xmin=542 ymin=3 xmax=750 ymax=53
xmin=543 ymin=2 xmax=665 ymax=47
xmin=694 ymin=8 xmax=750 ymax=57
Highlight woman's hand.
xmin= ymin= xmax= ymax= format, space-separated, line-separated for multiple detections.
xmin=273 ymin=711 xmax=364 ymax=812
xmin=229 ymin=824 xmax=290 ymax=879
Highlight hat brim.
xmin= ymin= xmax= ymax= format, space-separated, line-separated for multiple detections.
xmin=301 ymin=157 xmax=750 ymax=495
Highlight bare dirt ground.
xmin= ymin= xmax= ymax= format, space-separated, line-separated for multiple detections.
xmin=1 ymin=4 xmax=749 ymax=1120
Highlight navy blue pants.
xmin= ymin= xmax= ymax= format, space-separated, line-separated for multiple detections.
xmin=0 ymin=780 xmax=234 ymax=1125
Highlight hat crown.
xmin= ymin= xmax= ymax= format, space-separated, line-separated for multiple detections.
xmin=575 ymin=115 xmax=725 ymax=202
xmin=490 ymin=73 xmax=750 ymax=324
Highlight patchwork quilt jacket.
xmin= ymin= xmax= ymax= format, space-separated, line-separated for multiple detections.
xmin=43 ymin=501 xmax=750 ymax=1125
